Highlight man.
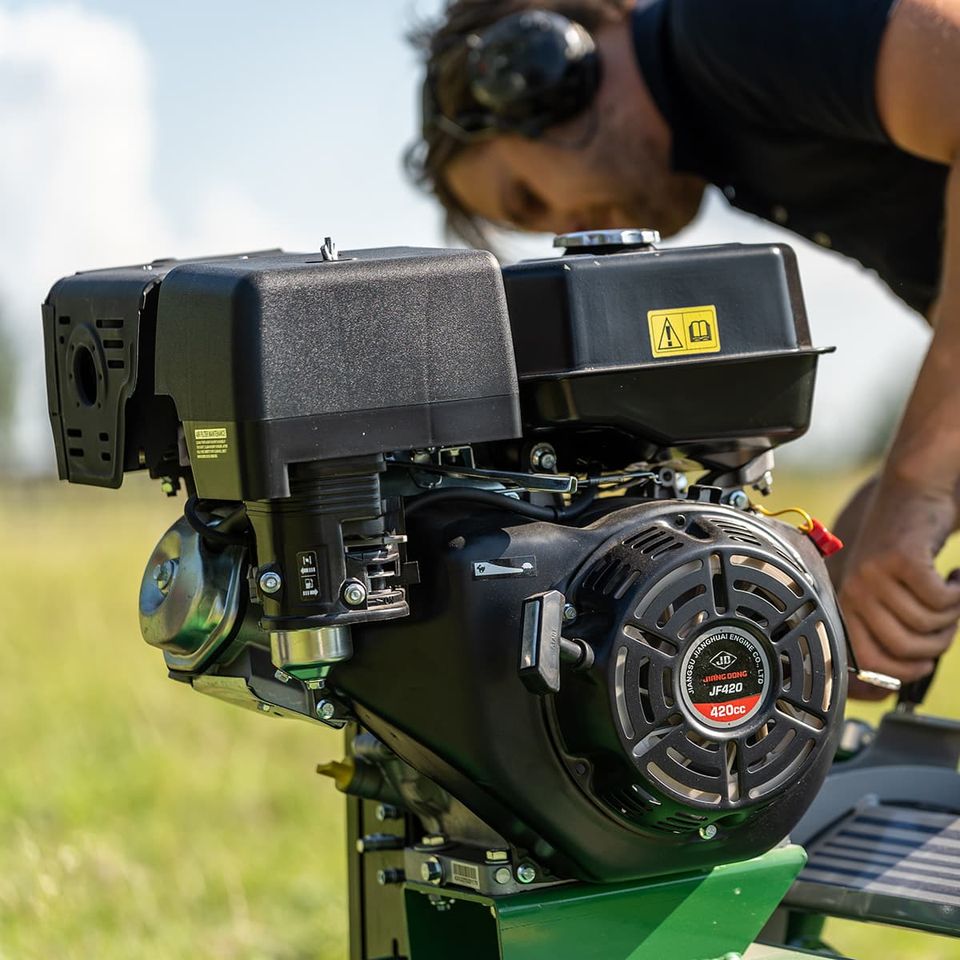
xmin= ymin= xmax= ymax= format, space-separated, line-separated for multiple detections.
xmin=407 ymin=0 xmax=960 ymax=698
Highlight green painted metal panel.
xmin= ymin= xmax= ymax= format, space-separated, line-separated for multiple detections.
xmin=405 ymin=845 xmax=806 ymax=960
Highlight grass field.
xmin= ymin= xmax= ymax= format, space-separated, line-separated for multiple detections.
xmin=2 ymin=472 xmax=960 ymax=959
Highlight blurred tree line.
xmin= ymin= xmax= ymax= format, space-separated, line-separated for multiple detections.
xmin=0 ymin=305 xmax=16 ymax=458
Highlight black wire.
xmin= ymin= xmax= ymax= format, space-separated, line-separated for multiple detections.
xmin=404 ymin=486 xmax=598 ymax=522
xmin=184 ymin=497 xmax=249 ymax=547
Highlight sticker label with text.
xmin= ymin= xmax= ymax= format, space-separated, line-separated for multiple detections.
xmin=680 ymin=626 xmax=768 ymax=728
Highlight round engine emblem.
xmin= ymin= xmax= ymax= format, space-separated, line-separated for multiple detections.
xmin=679 ymin=625 xmax=769 ymax=729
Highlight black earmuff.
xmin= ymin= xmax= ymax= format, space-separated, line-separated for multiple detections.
xmin=423 ymin=10 xmax=602 ymax=142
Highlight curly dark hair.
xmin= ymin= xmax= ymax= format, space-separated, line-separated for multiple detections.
xmin=405 ymin=0 xmax=631 ymax=249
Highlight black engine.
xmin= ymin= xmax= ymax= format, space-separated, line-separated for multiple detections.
xmin=44 ymin=229 xmax=848 ymax=893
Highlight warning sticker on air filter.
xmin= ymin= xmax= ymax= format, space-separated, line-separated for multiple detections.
xmin=679 ymin=626 xmax=769 ymax=729
xmin=648 ymin=305 xmax=721 ymax=358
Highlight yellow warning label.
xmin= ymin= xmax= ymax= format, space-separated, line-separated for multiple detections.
xmin=648 ymin=305 xmax=721 ymax=358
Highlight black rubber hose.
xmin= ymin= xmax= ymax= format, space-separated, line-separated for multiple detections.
xmin=561 ymin=487 xmax=600 ymax=519
xmin=404 ymin=486 xmax=598 ymax=522
xmin=184 ymin=496 xmax=249 ymax=547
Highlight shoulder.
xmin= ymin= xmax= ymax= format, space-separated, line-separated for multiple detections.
xmin=660 ymin=0 xmax=899 ymax=141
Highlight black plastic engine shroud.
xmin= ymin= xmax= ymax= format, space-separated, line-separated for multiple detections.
xmin=333 ymin=498 xmax=847 ymax=883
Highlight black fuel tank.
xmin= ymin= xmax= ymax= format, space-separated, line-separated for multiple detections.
xmin=503 ymin=240 xmax=829 ymax=466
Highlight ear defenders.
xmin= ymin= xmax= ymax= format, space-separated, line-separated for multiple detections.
xmin=423 ymin=10 xmax=602 ymax=142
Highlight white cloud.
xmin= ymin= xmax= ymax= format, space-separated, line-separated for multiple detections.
xmin=0 ymin=2 xmax=280 ymax=470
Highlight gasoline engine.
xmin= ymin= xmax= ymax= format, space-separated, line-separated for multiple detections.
xmin=45 ymin=230 xmax=867 ymax=956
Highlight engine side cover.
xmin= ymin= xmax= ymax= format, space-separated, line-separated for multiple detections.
xmin=335 ymin=500 xmax=847 ymax=883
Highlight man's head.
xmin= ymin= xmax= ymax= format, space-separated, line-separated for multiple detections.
xmin=407 ymin=0 xmax=706 ymax=248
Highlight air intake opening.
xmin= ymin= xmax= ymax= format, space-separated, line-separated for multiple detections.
xmin=72 ymin=344 xmax=99 ymax=407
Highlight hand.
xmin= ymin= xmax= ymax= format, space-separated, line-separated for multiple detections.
xmin=838 ymin=481 xmax=960 ymax=700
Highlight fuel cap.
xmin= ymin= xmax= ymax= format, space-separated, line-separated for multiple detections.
xmin=554 ymin=228 xmax=660 ymax=255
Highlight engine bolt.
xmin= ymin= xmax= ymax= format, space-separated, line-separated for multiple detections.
xmin=727 ymin=490 xmax=750 ymax=511
xmin=377 ymin=868 xmax=405 ymax=886
xmin=316 ymin=700 xmax=337 ymax=721
xmin=342 ymin=581 xmax=367 ymax=606
xmin=494 ymin=867 xmax=512 ymax=885
xmin=357 ymin=834 xmax=404 ymax=854
xmin=259 ymin=570 xmax=282 ymax=595
xmin=376 ymin=803 xmax=403 ymax=822
xmin=530 ymin=443 xmax=558 ymax=472
xmin=562 ymin=604 xmax=578 ymax=623
xmin=152 ymin=559 xmax=177 ymax=594
xmin=516 ymin=863 xmax=537 ymax=884
xmin=753 ymin=470 xmax=775 ymax=496
xmin=421 ymin=857 xmax=443 ymax=885
xmin=699 ymin=824 xmax=718 ymax=841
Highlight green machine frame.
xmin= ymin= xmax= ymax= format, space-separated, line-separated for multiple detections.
xmin=347 ymin=791 xmax=818 ymax=960
xmin=346 ymin=710 xmax=960 ymax=960
xmin=403 ymin=846 xmax=807 ymax=960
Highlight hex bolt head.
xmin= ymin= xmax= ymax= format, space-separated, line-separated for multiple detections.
xmin=516 ymin=863 xmax=537 ymax=884
xmin=529 ymin=443 xmax=558 ymax=472
xmin=699 ymin=824 xmax=718 ymax=840
xmin=727 ymin=490 xmax=750 ymax=511
xmin=754 ymin=470 xmax=775 ymax=496
xmin=342 ymin=581 xmax=367 ymax=606
xmin=494 ymin=867 xmax=512 ymax=885
xmin=420 ymin=857 xmax=443 ymax=885
xmin=259 ymin=570 xmax=282 ymax=595
xmin=316 ymin=700 xmax=336 ymax=721
xmin=376 ymin=803 xmax=402 ymax=822
xmin=562 ymin=604 xmax=578 ymax=623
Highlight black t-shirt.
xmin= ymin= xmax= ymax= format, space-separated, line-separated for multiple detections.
xmin=632 ymin=0 xmax=948 ymax=316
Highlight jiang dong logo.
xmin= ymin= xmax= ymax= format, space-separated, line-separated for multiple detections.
xmin=710 ymin=651 xmax=737 ymax=670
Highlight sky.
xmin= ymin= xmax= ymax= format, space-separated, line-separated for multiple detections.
xmin=0 ymin=0 xmax=933 ymax=472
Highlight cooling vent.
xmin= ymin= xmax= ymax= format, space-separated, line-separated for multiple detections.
xmin=623 ymin=526 xmax=685 ymax=558
xmin=582 ymin=524 xmax=684 ymax=600
xmin=710 ymin=519 xmax=763 ymax=547
xmin=609 ymin=539 xmax=835 ymax=813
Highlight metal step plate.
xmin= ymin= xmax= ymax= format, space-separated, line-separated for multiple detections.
xmin=786 ymin=803 xmax=960 ymax=935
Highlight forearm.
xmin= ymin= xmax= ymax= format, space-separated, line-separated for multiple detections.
xmin=881 ymin=158 xmax=960 ymax=509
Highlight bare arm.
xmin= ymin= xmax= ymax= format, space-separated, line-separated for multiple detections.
xmin=878 ymin=0 xmax=960 ymax=485
xmin=839 ymin=0 xmax=960 ymax=694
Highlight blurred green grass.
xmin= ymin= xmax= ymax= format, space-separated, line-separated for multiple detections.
xmin=0 ymin=477 xmax=347 ymax=959
xmin=2 ymin=472 xmax=959 ymax=959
